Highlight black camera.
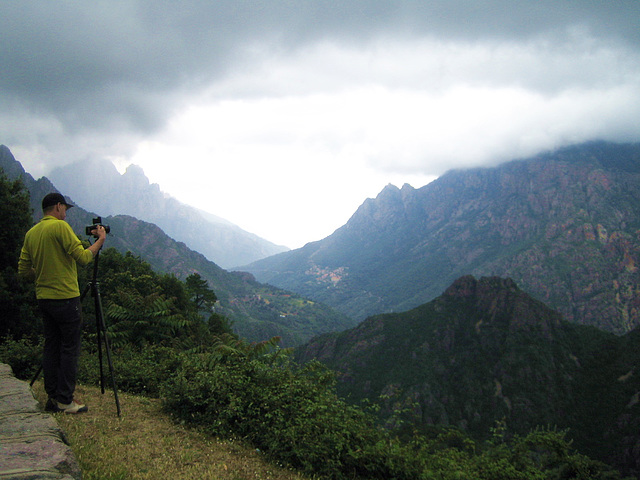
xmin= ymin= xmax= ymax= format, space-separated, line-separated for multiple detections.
xmin=85 ymin=217 xmax=111 ymax=236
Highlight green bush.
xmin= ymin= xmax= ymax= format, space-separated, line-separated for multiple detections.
xmin=159 ymin=345 xmax=630 ymax=480
xmin=162 ymin=353 xmax=424 ymax=479
xmin=0 ymin=336 xmax=42 ymax=380
xmin=78 ymin=342 xmax=183 ymax=397
xmin=467 ymin=428 xmax=628 ymax=480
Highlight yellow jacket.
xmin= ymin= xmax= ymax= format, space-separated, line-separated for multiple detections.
xmin=19 ymin=216 xmax=94 ymax=299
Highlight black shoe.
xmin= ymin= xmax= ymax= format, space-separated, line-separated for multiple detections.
xmin=45 ymin=397 xmax=62 ymax=412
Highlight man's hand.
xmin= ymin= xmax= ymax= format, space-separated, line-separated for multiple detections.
xmin=88 ymin=225 xmax=107 ymax=256
xmin=91 ymin=225 xmax=107 ymax=240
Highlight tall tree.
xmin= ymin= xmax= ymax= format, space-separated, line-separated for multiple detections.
xmin=185 ymin=273 xmax=217 ymax=313
xmin=0 ymin=169 xmax=38 ymax=338
xmin=0 ymin=170 xmax=33 ymax=270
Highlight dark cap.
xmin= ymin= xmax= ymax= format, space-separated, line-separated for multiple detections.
xmin=42 ymin=192 xmax=74 ymax=210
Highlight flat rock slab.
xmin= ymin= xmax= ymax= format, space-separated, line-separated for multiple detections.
xmin=0 ymin=363 xmax=81 ymax=479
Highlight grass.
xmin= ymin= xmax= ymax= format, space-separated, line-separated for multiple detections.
xmin=31 ymin=381 xmax=309 ymax=480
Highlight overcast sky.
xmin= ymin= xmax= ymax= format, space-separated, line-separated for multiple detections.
xmin=2 ymin=1 xmax=640 ymax=248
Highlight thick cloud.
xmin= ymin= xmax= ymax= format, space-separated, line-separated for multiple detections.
xmin=2 ymin=1 xmax=638 ymax=137
xmin=2 ymin=1 xmax=639 ymax=246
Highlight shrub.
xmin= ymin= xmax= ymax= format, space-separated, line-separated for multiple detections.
xmin=160 ymin=346 xmax=630 ymax=480
xmin=78 ymin=342 xmax=183 ymax=397
xmin=162 ymin=353 xmax=425 ymax=479
xmin=0 ymin=336 xmax=42 ymax=380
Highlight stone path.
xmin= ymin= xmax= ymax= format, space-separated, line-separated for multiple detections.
xmin=0 ymin=363 xmax=81 ymax=479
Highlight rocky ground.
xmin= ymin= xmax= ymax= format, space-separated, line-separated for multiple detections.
xmin=0 ymin=363 xmax=81 ymax=479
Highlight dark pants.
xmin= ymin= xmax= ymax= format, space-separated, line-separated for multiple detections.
xmin=38 ymin=297 xmax=83 ymax=405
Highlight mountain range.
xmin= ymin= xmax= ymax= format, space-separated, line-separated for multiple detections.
xmin=48 ymin=158 xmax=288 ymax=269
xmin=295 ymin=275 xmax=640 ymax=476
xmin=0 ymin=145 xmax=353 ymax=346
xmin=5 ymin=140 xmax=640 ymax=474
xmin=243 ymin=141 xmax=640 ymax=335
xmin=7 ymin=141 xmax=640 ymax=340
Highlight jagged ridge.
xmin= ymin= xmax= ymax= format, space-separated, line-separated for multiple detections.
xmin=0 ymin=145 xmax=354 ymax=346
xmin=245 ymin=141 xmax=640 ymax=334
xmin=48 ymin=157 xmax=288 ymax=269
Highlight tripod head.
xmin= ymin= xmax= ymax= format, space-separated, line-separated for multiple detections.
xmin=86 ymin=217 xmax=111 ymax=237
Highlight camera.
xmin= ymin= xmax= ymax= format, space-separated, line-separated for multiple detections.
xmin=85 ymin=217 xmax=111 ymax=236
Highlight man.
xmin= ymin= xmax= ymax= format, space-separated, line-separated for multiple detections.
xmin=18 ymin=192 xmax=106 ymax=414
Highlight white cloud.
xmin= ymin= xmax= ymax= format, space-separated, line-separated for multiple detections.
xmin=121 ymin=32 xmax=640 ymax=248
xmin=3 ymin=2 xmax=640 ymax=249
xmin=130 ymin=97 xmax=437 ymax=248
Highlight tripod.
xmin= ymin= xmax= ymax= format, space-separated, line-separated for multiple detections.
xmin=31 ymin=245 xmax=121 ymax=417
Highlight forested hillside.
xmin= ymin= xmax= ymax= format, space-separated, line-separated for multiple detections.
xmin=1 ymin=158 xmax=632 ymax=479
xmin=295 ymin=275 xmax=640 ymax=476
xmin=0 ymin=145 xmax=354 ymax=346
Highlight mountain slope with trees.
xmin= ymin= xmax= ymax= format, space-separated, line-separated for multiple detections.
xmin=295 ymin=275 xmax=640 ymax=476
xmin=1 ymin=149 xmax=631 ymax=479
xmin=0 ymin=145 xmax=354 ymax=346
xmin=244 ymin=141 xmax=640 ymax=334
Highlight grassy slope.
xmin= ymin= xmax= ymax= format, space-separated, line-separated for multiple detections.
xmin=32 ymin=382 xmax=308 ymax=480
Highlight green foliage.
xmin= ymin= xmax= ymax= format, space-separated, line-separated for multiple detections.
xmin=470 ymin=427 xmax=627 ymax=480
xmin=162 ymin=350 xmax=421 ymax=479
xmin=106 ymin=291 xmax=189 ymax=347
xmin=96 ymin=249 xmax=194 ymax=312
xmin=159 ymin=337 xmax=627 ymax=480
xmin=185 ymin=272 xmax=217 ymax=312
xmin=0 ymin=170 xmax=39 ymax=339
xmin=0 ymin=169 xmax=32 ymax=270
xmin=1 ymin=330 xmax=627 ymax=479
xmin=0 ymin=266 xmax=40 ymax=339
xmin=0 ymin=336 xmax=42 ymax=380
xmin=207 ymin=312 xmax=235 ymax=336
xmin=84 ymin=247 xmax=233 ymax=348
xmin=207 ymin=333 xmax=292 ymax=364
xmin=78 ymin=343 xmax=182 ymax=397
xmin=296 ymin=274 xmax=636 ymax=477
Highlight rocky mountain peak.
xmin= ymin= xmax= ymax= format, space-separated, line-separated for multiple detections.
xmin=122 ymin=164 xmax=151 ymax=187
xmin=42 ymin=155 xmax=288 ymax=268
xmin=246 ymin=141 xmax=640 ymax=334
xmin=443 ymin=275 xmax=520 ymax=301
xmin=441 ymin=275 xmax=563 ymax=337
xmin=345 ymin=183 xmax=412 ymax=232
xmin=0 ymin=146 xmax=26 ymax=178
xmin=379 ymin=182 xmax=401 ymax=195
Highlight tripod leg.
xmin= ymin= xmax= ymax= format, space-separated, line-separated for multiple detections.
xmin=29 ymin=365 xmax=42 ymax=387
xmin=80 ymin=282 xmax=91 ymax=302
xmin=93 ymin=281 xmax=121 ymax=417
xmin=94 ymin=285 xmax=105 ymax=395
xmin=82 ymin=248 xmax=121 ymax=417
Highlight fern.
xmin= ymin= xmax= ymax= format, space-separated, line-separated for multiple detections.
xmin=106 ymin=290 xmax=188 ymax=347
